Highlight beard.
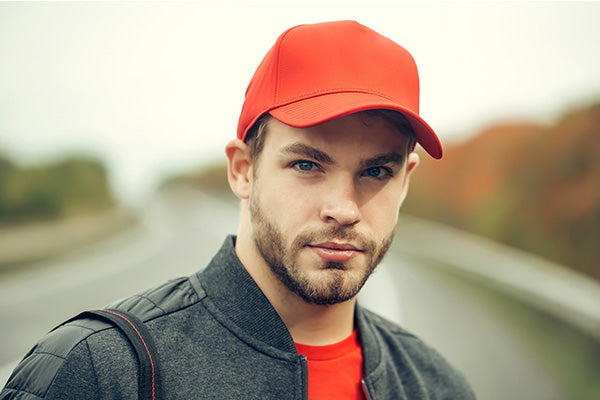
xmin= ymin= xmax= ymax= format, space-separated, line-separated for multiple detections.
xmin=249 ymin=192 xmax=394 ymax=306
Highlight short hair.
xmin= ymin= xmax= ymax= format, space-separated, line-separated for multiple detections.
xmin=244 ymin=109 xmax=417 ymax=163
xmin=244 ymin=113 xmax=272 ymax=163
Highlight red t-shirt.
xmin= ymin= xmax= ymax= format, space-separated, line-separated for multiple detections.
xmin=295 ymin=331 xmax=365 ymax=400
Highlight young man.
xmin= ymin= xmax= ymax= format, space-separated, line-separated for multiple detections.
xmin=1 ymin=21 xmax=475 ymax=399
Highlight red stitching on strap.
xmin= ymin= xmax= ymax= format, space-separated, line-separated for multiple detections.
xmin=103 ymin=310 xmax=156 ymax=400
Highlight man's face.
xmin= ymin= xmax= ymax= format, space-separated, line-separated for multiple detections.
xmin=248 ymin=112 xmax=417 ymax=305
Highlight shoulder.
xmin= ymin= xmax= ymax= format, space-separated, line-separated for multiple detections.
xmin=1 ymin=276 xmax=201 ymax=399
xmin=1 ymin=315 xmax=110 ymax=399
xmin=107 ymin=275 xmax=202 ymax=319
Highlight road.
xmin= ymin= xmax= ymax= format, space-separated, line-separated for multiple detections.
xmin=0 ymin=187 xmax=570 ymax=399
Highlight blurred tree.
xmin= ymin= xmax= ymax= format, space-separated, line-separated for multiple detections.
xmin=0 ymin=154 xmax=114 ymax=225
xmin=161 ymin=163 xmax=232 ymax=198
xmin=403 ymin=101 xmax=600 ymax=280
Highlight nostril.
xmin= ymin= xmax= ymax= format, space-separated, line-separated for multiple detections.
xmin=320 ymin=202 xmax=360 ymax=226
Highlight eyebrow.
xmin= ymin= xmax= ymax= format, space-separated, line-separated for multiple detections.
xmin=281 ymin=143 xmax=405 ymax=169
xmin=280 ymin=143 xmax=334 ymax=164
xmin=359 ymin=152 xmax=405 ymax=169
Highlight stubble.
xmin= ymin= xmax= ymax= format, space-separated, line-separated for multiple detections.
xmin=249 ymin=192 xmax=394 ymax=305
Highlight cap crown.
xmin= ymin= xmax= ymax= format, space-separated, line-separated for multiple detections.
xmin=237 ymin=20 xmax=442 ymax=159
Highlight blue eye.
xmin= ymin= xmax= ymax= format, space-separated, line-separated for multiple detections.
xmin=294 ymin=161 xmax=317 ymax=171
xmin=365 ymin=167 xmax=385 ymax=177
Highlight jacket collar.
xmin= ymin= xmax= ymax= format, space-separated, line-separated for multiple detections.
xmin=194 ymin=235 xmax=298 ymax=354
xmin=355 ymin=304 xmax=381 ymax=374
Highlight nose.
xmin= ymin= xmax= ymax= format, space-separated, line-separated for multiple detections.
xmin=319 ymin=176 xmax=361 ymax=226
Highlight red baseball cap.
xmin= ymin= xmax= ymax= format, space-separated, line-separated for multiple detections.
xmin=237 ymin=20 xmax=442 ymax=159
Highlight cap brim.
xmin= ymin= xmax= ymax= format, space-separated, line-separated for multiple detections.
xmin=269 ymin=92 xmax=442 ymax=159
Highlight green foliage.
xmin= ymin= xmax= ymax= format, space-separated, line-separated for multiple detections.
xmin=0 ymin=155 xmax=114 ymax=225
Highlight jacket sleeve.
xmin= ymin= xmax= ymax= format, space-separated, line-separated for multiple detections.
xmin=0 ymin=327 xmax=99 ymax=400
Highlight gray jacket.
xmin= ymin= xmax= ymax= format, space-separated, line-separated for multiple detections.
xmin=1 ymin=236 xmax=475 ymax=399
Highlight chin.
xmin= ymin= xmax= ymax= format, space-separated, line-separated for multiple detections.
xmin=297 ymin=269 xmax=368 ymax=306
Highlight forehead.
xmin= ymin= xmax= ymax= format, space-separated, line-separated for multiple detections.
xmin=263 ymin=113 xmax=411 ymax=158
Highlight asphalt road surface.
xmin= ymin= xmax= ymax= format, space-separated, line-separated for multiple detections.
xmin=0 ymin=187 xmax=569 ymax=399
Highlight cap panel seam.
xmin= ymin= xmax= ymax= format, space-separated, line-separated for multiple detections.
xmin=273 ymin=27 xmax=298 ymax=105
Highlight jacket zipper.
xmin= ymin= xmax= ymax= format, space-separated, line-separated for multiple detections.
xmin=300 ymin=354 xmax=309 ymax=400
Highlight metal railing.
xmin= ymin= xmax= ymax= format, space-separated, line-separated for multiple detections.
xmin=394 ymin=213 xmax=600 ymax=343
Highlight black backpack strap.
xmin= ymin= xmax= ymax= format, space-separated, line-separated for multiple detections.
xmin=61 ymin=309 xmax=160 ymax=400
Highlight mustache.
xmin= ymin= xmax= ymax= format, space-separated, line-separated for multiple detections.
xmin=292 ymin=225 xmax=376 ymax=253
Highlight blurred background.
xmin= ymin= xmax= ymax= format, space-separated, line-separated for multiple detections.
xmin=1 ymin=2 xmax=599 ymax=399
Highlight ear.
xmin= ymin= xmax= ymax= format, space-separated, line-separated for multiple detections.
xmin=405 ymin=152 xmax=420 ymax=176
xmin=398 ymin=152 xmax=420 ymax=205
xmin=225 ymin=139 xmax=252 ymax=200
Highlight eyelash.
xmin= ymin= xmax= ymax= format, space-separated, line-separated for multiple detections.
xmin=291 ymin=161 xmax=394 ymax=180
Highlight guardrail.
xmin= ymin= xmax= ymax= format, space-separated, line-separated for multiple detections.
xmin=394 ymin=213 xmax=600 ymax=344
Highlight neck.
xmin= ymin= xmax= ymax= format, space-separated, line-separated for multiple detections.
xmin=272 ymin=287 xmax=356 ymax=346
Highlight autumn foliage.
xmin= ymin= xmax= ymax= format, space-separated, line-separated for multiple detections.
xmin=403 ymin=101 xmax=600 ymax=280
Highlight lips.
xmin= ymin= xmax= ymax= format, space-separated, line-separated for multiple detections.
xmin=307 ymin=242 xmax=362 ymax=263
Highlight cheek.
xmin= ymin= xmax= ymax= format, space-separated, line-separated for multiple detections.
xmin=255 ymin=178 xmax=318 ymax=227
xmin=360 ymin=188 xmax=403 ymax=232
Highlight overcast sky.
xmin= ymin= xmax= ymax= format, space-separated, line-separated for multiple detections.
xmin=1 ymin=1 xmax=599 ymax=201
